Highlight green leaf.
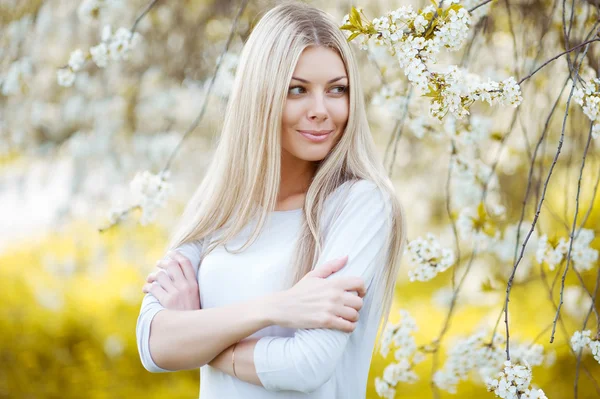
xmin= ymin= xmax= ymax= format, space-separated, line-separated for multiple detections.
xmin=347 ymin=31 xmax=360 ymax=42
xmin=423 ymin=86 xmax=439 ymax=98
xmin=350 ymin=6 xmax=362 ymax=28
xmin=429 ymin=0 xmax=438 ymax=6
xmin=448 ymin=4 xmax=463 ymax=13
xmin=340 ymin=24 xmax=355 ymax=31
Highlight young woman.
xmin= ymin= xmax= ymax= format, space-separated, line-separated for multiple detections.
xmin=136 ymin=2 xmax=407 ymax=398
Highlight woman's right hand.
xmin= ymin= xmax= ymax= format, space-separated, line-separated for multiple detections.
xmin=273 ymin=255 xmax=366 ymax=333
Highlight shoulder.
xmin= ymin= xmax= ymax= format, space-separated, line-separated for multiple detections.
xmin=328 ymin=179 xmax=391 ymax=211
xmin=322 ymin=179 xmax=393 ymax=226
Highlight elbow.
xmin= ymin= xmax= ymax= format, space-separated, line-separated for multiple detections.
xmin=297 ymin=366 xmax=335 ymax=393
xmin=136 ymin=309 xmax=174 ymax=373
xmin=140 ymin=356 xmax=169 ymax=373
xmin=258 ymin=360 xmax=334 ymax=393
xmin=256 ymin=336 xmax=339 ymax=393
xmin=274 ymin=361 xmax=335 ymax=394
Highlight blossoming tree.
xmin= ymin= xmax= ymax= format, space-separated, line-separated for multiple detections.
xmin=1 ymin=0 xmax=599 ymax=398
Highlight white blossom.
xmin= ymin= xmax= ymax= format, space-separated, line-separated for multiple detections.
xmin=407 ymin=233 xmax=455 ymax=282
xmin=485 ymin=360 xmax=547 ymax=399
xmin=77 ymin=0 xmax=122 ymax=22
xmin=68 ymin=49 xmax=86 ymax=72
xmin=590 ymin=340 xmax=600 ymax=364
xmin=382 ymin=358 xmax=418 ymax=384
xmin=536 ymin=229 xmax=598 ymax=271
xmin=374 ymin=377 xmax=396 ymax=399
xmin=571 ymin=330 xmax=592 ymax=352
xmin=570 ymin=228 xmax=599 ymax=271
xmin=434 ymin=330 xmax=547 ymax=393
xmin=570 ymin=330 xmax=600 ymax=365
xmin=115 ymin=170 xmax=173 ymax=225
xmin=375 ymin=309 xmax=421 ymax=397
xmin=108 ymin=27 xmax=142 ymax=61
xmin=573 ymin=78 xmax=600 ymax=139
xmin=2 ymin=58 xmax=32 ymax=96
xmin=57 ymin=68 xmax=76 ymax=87
xmin=77 ymin=0 xmax=104 ymax=22
xmin=90 ymin=43 xmax=109 ymax=68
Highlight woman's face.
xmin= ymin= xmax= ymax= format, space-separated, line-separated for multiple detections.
xmin=281 ymin=45 xmax=349 ymax=163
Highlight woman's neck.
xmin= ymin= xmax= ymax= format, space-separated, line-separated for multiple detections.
xmin=277 ymin=154 xmax=317 ymax=210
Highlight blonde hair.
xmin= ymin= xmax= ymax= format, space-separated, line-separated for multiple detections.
xmin=167 ymin=1 xmax=407 ymax=351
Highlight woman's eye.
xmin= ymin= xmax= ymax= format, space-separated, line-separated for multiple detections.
xmin=330 ymin=85 xmax=348 ymax=94
xmin=288 ymin=86 xmax=305 ymax=95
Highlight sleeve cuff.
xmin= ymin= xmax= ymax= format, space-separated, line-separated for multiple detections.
xmin=253 ymin=336 xmax=279 ymax=390
xmin=137 ymin=305 xmax=170 ymax=373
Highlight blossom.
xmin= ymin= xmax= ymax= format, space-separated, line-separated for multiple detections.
xmin=60 ymin=24 xmax=143 ymax=86
xmin=108 ymin=27 xmax=142 ymax=61
xmin=573 ymin=78 xmax=600 ymax=140
xmin=382 ymin=358 xmax=418 ymax=384
xmin=77 ymin=0 xmax=104 ymax=22
xmin=571 ymin=330 xmax=600 ymax=365
xmin=485 ymin=360 xmax=547 ymax=399
xmin=456 ymin=201 xmax=504 ymax=245
xmin=68 ymin=49 xmax=86 ymax=72
xmin=407 ymin=233 xmax=455 ymax=282
xmin=536 ymin=229 xmax=598 ymax=271
xmin=434 ymin=330 xmax=546 ymax=393
xmin=570 ymin=228 xmax=599 ymax=271
xmin=535 ymin=234 xmax=568 ymax=270
xmin=111 ymin=170 xmax=173 ymax=226
xmin=1 ymin=58 xmax=32 ymax=96
xmin=77 ymin=0 xmax=122 ymax=22
xmin=374 ymin=377 xmax=396 ymax=399
xmin=375 ymin=309 xmax=421 ymax=397
xmin=57 ymin=68 xmax=76 ymax=87
xmin=590 ymin=340 xmax=600 ymax=364
xmin=90 ymin=43 xmax=109 ymax=68
xmin=571 ymin=330 xmax=592 ymax=352
xmin=342 ymin=3 xmax=522 ymax=120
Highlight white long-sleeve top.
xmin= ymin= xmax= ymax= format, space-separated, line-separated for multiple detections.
xmin=136 ymin=179 xmax=394 ymax=398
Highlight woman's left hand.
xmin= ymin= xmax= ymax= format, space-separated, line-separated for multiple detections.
xmin=142 ymin=250 xmax=201 ymax=311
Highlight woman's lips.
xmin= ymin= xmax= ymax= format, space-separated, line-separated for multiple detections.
xmin=297 ymin=129 xmax=334 ymax=143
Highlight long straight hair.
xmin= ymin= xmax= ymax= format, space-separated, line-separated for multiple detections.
xmin=166 ymin=1 xmax=407 ymax=351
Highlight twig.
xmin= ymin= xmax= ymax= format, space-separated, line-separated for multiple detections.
xmin=387 ymin=88 xmax=413 ymax=177
xmin=468 ymin=0 xmax=494 ymax=13
xmin=574 ymin=261 xmax=600 ymax=398
xmin=99 ymin=0 xmax=249 ymax=232
xmin=538 ymin=262 xmax=600 ymax=395
xmin=550 ymin=42 xmax=593 ymax=344
xmin=517 ymin=38 xmax=600 ymax=86
xmin=131 ymin=0 xmax=161 ymax=37
xmin=446 ymin=142 xmax=461 ymax=290
xmin=430 ymin=244 xmax=479 ymax=399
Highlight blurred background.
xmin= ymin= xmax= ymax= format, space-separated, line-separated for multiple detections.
xmin=1 ymin=0 xmax=599 ymax=397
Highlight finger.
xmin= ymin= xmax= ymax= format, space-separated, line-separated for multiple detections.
xmin=336 ymin=306 xmax=359 ymax=323
xmin=146 ymin=268 xmax=168 ymax=283
xmin=146 ymin=272 xmax=156 ymax=283
xmin=337 ymin=276 xmax=366 ymax=298
xmin=332 ymin=317 xmax=356 ymax=333
xmin=342 ymin=291 xmax=364 ymax=311
xmin=310 ymin=256 xmax=348 ymax=278
xmin=169 ymin=252 xmax=196 ymax=282
xmin=160 ymin=257 xmax=184 ymax=284
xmin=166 ymin=263 xmax=186 ymax=286
xmin=144 ymin=281 xmax=168 ymax=303
xmin=155 ymin=269 xmax=176 ymax=292
xmin=155 ymin=255 xmax=172 ymax=269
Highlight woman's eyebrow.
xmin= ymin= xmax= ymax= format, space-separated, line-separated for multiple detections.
xmin=291 ymin=76 xmax=348 ymax=84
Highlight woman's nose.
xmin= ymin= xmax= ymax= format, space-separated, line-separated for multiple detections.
xmin=307 ymin=94 xmax=328 ymax=121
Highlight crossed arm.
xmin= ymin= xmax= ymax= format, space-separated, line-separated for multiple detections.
xmin=136 ymin=181 xmax=392 ymax=393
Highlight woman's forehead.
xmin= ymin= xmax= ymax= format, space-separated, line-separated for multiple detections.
xmin=292 ymin=46 xmax=347 ymax=80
